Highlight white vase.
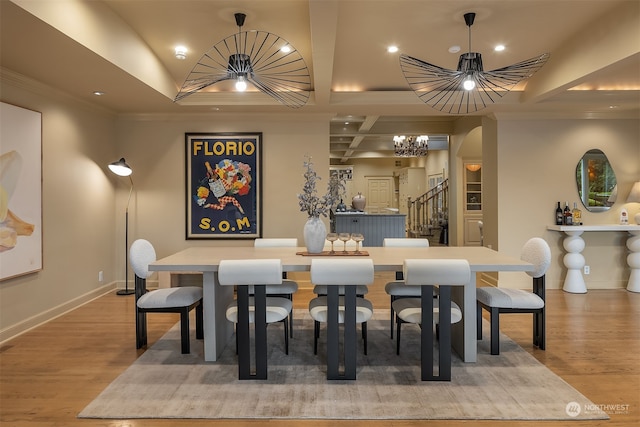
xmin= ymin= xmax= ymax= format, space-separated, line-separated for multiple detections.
xmin=303 ymin=217 xmax=327 ymax=254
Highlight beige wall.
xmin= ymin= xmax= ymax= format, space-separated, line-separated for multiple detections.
xmin=114 ymin=113 xmax=331 ymax=268
xmin=1 ymin=72 xmax=118 ymax=341
xmin=336 ymin=158 xmax=401 ymax=206
xmin=488 ymin=117 xmax=640 ymax=289
xmin=2 ymin=69 xmax=638 ymax=341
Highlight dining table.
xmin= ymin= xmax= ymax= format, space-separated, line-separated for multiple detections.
xmin=149 ymin=245 xmax=534 ymax=365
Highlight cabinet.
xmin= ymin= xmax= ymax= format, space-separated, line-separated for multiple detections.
xmin=464 ymin=164 xmax=482 ymax=212
xmin=463 ymin=163 xmax=482 ymax=246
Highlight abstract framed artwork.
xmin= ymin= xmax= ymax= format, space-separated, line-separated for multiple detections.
xmin=0 ymin=102 xmax=43 ymax=280
xmin=185 ymin=132 xmax=262 ymax=239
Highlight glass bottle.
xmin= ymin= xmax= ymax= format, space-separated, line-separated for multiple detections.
xmin=572 ymin=202 xmax=582 ymax=225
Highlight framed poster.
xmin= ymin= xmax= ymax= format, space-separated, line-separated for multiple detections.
xmin=185 ymin=133 xmax=262 ymax=239
xmin=0 ymin=102 xmax=43 ymax=280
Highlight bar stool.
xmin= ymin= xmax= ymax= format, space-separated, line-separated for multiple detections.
xmin=308 ymin=258 xmax=374 ymax=380
xmin=218 ymin=259 xmax=291 ymax=380
xmin=396 ymin=258 xmax=470 ymax=381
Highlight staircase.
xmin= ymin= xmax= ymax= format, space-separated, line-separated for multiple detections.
xmin=407 ymin=179 xmax=449 ymax=245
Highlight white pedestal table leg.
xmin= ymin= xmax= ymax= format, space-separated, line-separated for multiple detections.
xmin=202 ymin=271 xmax=234 ymax=362
xmin=627 ymin=230 xmax=640 ymax=293
xmin=562 ymin=230 xmax=587 ymax=294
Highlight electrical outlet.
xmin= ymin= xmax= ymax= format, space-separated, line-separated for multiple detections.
xmin=584 ymin=265 xmax=590 ymax=275
xmin=98 ymin=271 xmax=104 ymax=283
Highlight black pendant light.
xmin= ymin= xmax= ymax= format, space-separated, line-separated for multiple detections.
xmin=400 ymin=12 xmax=550 ymax=114
xmin=175 ymin=13 xmax=311 ymax=108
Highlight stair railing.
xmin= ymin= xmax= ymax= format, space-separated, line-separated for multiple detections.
xmin=407 ymin=178 xmax=448 ymax=239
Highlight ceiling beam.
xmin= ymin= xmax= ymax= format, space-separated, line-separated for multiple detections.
xmin=522 ymin=1 xmax=640 ymax=103
xmin=308 ymin=0 xmax=339 ymax=108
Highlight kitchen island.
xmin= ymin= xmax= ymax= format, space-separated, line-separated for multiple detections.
xmin=333 ymin=212 xmax=406 ymax=246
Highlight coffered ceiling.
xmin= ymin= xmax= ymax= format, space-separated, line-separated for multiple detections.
xmin=1 ymin=0 xmax=638 ymax=161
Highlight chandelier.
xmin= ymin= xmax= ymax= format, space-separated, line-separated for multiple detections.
xmin=399 ymin=12 xmax=549 ymax=114
xmin=394 ymin=135 xmax=429 ymax=157
xmin=174 ymin=13 xmax=311 ymax=108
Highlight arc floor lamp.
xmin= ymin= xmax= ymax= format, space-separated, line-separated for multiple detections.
xmin=109 ymin=158 xmax=134 ymax=295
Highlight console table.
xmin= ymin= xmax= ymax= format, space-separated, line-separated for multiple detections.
xmin=547 ymin=225 xmax=640 ymax=293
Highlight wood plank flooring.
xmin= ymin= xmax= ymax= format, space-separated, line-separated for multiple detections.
xmin=1 ymin=273 xmax=638 ymax=427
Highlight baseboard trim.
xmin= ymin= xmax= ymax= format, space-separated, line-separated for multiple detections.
xmin=0 ymin=283 xmax=116 ymax=345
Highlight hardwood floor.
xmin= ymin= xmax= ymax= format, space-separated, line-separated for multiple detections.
xmin=1 ymin=273 xmax=638 ymax=427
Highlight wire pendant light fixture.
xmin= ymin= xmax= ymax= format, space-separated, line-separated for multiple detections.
xmin=175 ymin=13 xmax=311 ymax=108
xmin=394 ymin=135 xmax=429 ymax=157
xmin=400 ymin=12 xmax=550 ymax=114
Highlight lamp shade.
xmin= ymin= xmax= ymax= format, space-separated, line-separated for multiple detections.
xmin=108 ymin=158 xmax=132 ymax=177
xmin=627 ymin=181 xmax=640 ymax=203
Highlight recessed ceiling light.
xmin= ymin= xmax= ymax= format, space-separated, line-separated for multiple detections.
xmin=280 ymin=45 xmax=292 ymax=53
xmin=174 ymin=45 xmax=187 ymax=60
xmin=387 ymin=45 xmax=399 ymax=53
xmin=448 ymin=45 xmax=461 ymax=53
xmin=494 ymin=45 xmax=505 ymax=52
xmin=93 ymin=91 xmax=105 ymax=96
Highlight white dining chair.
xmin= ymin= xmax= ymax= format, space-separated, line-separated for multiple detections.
xmin=476 ymin=237 xmax=551 ymax=355
xmin=383 ymin=237 xmax=430 ymax=338
xmin=308 ymin=258 xmax=374 ymax=380
xmin=129 ymin=239 xmax=203 ymax=354
xmin=253 ymin=238 xmax=299 ymax=337
xmin=218 ymin=258 xmax=291 ymax=380
xmin=393 ymin=258 xmax=470 ymax=381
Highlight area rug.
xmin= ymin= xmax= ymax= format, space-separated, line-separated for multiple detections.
xmin=79 ymin=310 xmax=607 ymax=420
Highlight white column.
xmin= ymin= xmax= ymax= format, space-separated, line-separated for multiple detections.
xmin=627 ymin=230 xmax=640 ymax=293
xmin=562 ymin=230 xmax=587 ymax=294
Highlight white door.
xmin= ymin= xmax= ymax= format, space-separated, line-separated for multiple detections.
xmin=366 ymin=177 xmax=393 ymax=214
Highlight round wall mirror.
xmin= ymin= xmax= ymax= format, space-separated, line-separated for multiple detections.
xmin=575 ymin=149 xmax=617 ymax=212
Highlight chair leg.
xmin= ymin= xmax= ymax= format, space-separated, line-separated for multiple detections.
xmin=283 ymin=318 xmax=289 ymax=355
xmin=235 ymin=324 xmax=238 ymax=355
xmin=396 ymin=318 xmax=402 ymax=355
xmin=389 ymin=296 xmax=395 ymax=339
xmin=195 ymin=301 xmax=204 ymax=340
xmin=477 ymin=302 xmax=483 ymax=340
xmin=314 ymin=320 xmax=319 ymax=355
xmin=534 ymin=308 xmax=546 ymax=350
xmin=179 ymin=308 xmax=191 ymax=354
xmin=362 ymin=322 xmax=368 ymax=355
xmin=136 ymin=309 xmax=147 ymax=349
xmin=490 ymin=307 xmax=500 ymax=355
xmin=540 ymin=308 xmax=546 ymax=350
xmin=288 ymin=294 xmax=294 ymax=338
